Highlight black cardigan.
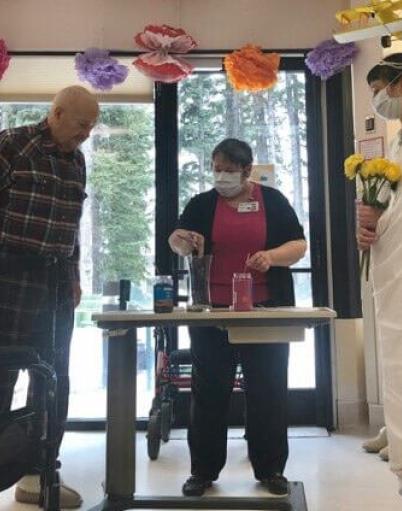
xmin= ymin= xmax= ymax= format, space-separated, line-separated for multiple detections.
xmin=177 ymin=186 xmax=305 ymax=306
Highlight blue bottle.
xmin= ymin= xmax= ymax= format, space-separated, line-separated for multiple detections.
xmin=153 ymin=275 xmax=174 ymax=313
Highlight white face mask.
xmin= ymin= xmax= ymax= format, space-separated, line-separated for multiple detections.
xmin=372 ymin=77 xmax=402 ymax=120
xmin=213 ymin=171 xmax=244 ymax=198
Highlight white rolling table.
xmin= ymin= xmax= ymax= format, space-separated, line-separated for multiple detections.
xmin=89 ymin=307 xmax=336 ymax=511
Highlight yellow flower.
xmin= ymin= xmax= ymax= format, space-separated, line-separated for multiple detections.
xmin=344 ymin=153 xmax=364 ymax=179
xmin=385 ymin=162 xmax=402 ymax=182
xmin=359 ymin=161 xmax=371 ymax=179
xmin=367 ymin=158 xmax=389 ymax=177
xmin=344 ymin=154 xmax=402 ymax=184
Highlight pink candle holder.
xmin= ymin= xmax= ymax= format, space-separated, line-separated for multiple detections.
xmin=232 ymin=272 xmax=253 ymax=311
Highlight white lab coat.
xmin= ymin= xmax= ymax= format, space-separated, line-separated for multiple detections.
xmin=371 ymin=129 xmax=402 ymax=478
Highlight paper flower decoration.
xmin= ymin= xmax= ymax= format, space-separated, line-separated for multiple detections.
xmin=133 ymin=24 xmax=197 ymax=83
xmin=224 ymin=45 xmax=280 ymax=92
xmin=75 ymin=48 xmax=129 ymax=91
xmin=305 ymin=39 xmax=358 ymax=80
xmin=0 ymin=39 xmax=11 ymax=80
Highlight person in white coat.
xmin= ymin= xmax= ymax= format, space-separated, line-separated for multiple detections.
xmin=357 ymin=53 xmax=402 ymax=496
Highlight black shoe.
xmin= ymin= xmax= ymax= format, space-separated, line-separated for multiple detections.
xmin=262 ymin=473 xmax=288 ymax=497
xmin=182 ymin=476 xmax=212 ymax=497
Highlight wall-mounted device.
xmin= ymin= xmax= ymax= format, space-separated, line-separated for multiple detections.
xmin=365 ymin=115 xmax=375 ymax=133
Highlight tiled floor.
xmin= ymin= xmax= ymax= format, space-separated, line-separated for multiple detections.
xmin=0 ymin=428 xmax=401 ymax=511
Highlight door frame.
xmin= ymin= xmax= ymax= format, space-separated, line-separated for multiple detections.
xmin=154 ymin=55 xmax=334 ymax=428
xmin=68 ymin=55 xmax=359 ymax=432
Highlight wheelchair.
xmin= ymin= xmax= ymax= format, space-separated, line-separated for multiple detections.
xmin=147 ymin=326 xmax=244 ymax=460
xmin=0 ymin=346 xmax=60 ymax=510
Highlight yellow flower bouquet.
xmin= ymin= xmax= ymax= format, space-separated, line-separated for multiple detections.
xmin=344 ymin=154 xmax=402 ymax=280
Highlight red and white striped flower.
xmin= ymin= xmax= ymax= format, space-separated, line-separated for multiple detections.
xmin=133 ymin=25 xmax=197 ymax=83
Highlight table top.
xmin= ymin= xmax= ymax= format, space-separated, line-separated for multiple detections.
xmin=92 ymin=306 xmax=336 ymax=329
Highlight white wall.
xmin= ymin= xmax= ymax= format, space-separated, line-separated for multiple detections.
xmin=347 ymin=35 xmax=384 ymax=429
xmin=0 ymin=0 xmax=348 ymax=50
xmin=334 ymin=319 xmax=368 ymax=427
xmin=348 ymin=1 xmax=402 ymax=428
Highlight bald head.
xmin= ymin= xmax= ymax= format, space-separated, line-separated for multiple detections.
xmin=48 ymin=86 xmax=99 ymax=152
xmin=51 ymin=86 xmax=99 ymax=115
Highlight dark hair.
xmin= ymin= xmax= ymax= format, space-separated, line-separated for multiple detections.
xmin=211 ymin=138 xmax=253 ymax=167
xmin=366 ymin=53 xmax=402 ymax=85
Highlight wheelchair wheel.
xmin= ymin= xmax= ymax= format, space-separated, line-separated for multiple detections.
xmin=147 ymin=413 xmax=161 ymax=460
xmin=160 ymin=401 xmax=172 ymax=443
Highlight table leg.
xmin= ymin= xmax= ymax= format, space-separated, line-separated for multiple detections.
xmin=88 ymin=326 xmax=308 ymax=511
xmin=105 ymin=328 xmax=137 ymax=499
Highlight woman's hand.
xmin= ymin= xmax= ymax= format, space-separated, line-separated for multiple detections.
xmin=247 ymin=240 xmax=306 ymax=271
xmin=355 ymin=202 xmax=383 ymax=250
xmin=356 ymin=226 xmax=378 ymax=251
xmin=246 ymin=251 xmax=273 ymax=273
xmin=168 ymin=229 xmax=205 ymax=257
xmin=356 ymin=202 xmax=383 ymax=230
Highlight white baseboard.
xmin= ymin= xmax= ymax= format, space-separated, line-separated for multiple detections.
xmin=368 ymin=403 xmax=385 ymax=429
xmin=337 ymin=400 xmax=368 ymax=429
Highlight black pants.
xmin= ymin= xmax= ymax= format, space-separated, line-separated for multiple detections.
xmin=0 ymin=254 xmax=74 ymax=461
xmin=188 ymin=326 xmax=289 ymax=481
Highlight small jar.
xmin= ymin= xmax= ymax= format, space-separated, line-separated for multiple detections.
xmin=232 ymin=273 xmax=253 ymax=311
xmin=153 ymin=275 xmax=174 ymax=313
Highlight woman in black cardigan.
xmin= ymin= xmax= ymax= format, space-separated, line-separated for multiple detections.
xmin=169 ymin=139 xmax=306 ymax=498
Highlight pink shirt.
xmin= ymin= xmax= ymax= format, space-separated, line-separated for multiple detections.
xmin=210 ymin=184 xmax=269 ymax=306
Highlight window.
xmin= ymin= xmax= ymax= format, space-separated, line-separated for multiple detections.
xmin=0 ymin=102 xmax=156 ymax=419
xmin=177 ymin=71 xmax=315 ymax=388
xmin=70 ymin=103 xmax=156 ymax=419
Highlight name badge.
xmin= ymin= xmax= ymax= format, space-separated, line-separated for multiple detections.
xmin=237 ymin=201 xmax=259 ymax=213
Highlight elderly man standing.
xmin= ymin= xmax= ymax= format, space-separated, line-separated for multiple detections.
xmin=0 ymin=85 xmax=99 ymax=508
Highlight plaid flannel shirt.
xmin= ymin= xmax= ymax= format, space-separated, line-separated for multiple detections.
xmin=0 ymin=119 xmax=86 ymax=282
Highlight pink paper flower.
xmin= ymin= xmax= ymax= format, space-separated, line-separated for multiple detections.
xmin=133 ymin=25 xmax=197 ymax=83
xmin=0 ymin=39 xmax=11 ymax=80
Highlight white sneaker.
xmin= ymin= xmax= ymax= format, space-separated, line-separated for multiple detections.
xmin=379 ymin=445 xmax=389 ymax=462
xmin=362 ymin=426 xmax=387 ymax=453
xmin=15 ymin=474 xmax=82 ymax=508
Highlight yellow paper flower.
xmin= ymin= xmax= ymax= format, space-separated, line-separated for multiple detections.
xmin=344 ymin=153 xmax=364 ymax=179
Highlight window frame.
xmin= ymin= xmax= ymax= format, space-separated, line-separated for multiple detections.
xmin=1 ymin=51 xmax=349 ymax=430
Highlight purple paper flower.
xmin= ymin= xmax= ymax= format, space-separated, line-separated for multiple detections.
xmin=75 ymin=48 xmax=129 ymax=91
xmin=305 ymin=39 xmax=358 ymax=80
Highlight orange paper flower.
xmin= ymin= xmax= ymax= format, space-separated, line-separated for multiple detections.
xmin=224 ymin=45 xmax=280 ymax=92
